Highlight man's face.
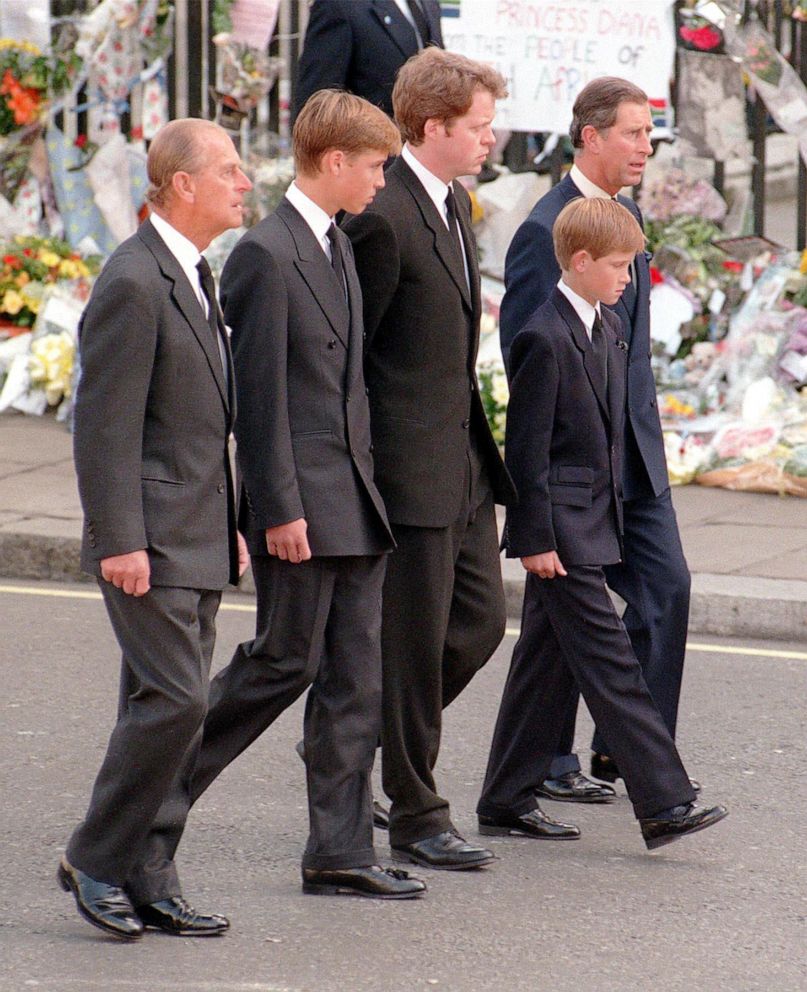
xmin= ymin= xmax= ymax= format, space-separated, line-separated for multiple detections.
xmin=191 ymin=131 xmax=253 ymax=238
xmin=336 ymin=149 xmax=388 ymax=214
xmin=593 ymin=100 xmax=653 ymax=193
xmin=433 ymin=88 xmax=497 ymax=182
xmin=579 ymin=249 xmax=634 ymax=307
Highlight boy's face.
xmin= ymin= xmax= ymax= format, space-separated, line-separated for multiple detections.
xmin=577 ymin=249 xmax=634 ymax=306
xmin=335 ymin=148 xmax=388 ymax=214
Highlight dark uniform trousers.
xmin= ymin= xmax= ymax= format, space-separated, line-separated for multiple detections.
xmin=478 ymin=567 xmax=696 ymax=823
xmin=382 ymin=454 xmax=506 ymax=847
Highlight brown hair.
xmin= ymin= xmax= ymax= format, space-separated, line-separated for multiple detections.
xmin=569 ymin=77 xmax=648 ymax=149
xmin=392 ymin=47 xmax=507 ymax=145
xmin=553 ymin=198 xmax=645 ymax=269
xmin=292 ymin=89 xmax=401 ymax=176
xmin=146 ymin=118 xmax=226 ymax=207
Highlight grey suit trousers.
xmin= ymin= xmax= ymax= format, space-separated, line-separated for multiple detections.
xmin=66 ymin=582 xmax=220 ymax=902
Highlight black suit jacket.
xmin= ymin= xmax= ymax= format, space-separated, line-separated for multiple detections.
xmin=221 ymin=197 xmax=393 ymax=558
xmin=293 ymin=0 xmax=443 ymax=119
xmin=499 ymin=174 xmax=668 ymax=501
xmin=343 ymin=157 xmax=515 ymax=528
xmin=504 ymin=289 xmax=625 ymax=566
xmin=73 ymin=218 xmax=239 ymax=589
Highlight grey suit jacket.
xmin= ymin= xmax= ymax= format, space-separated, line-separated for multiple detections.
xmin=73 ymin=218 xmax=239 ymax=589
xmin=221 ymin=197 xmax=393 ymax=558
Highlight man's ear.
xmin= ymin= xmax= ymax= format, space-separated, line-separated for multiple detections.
xmin=171 ymin=170 xmax=195 ymax=203
xmin=580 ymin=123 xmax=601 ymax=154
xmin=423 ymin=116 xmax=445 ymax=141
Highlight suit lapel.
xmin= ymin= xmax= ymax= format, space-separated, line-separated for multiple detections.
xmin=138 ymin=219 xmax=230 ymax=412
xmin=341 ymin=230 xmax=365 ymax=390
xmin=452 ymin=181 xmax=481 ymax=350
xmin=552 ymin=288 xmax=609 ymax=424
xmin=395 ymin=159 xmax=472 ymax=310
xmin=277 ymin=198 xmax=350 ymax=348
xmin=370 ymin=0 xmax=419 ymax=57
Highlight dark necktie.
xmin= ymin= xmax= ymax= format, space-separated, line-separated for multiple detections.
xmin=327 ymin=223 xmax=348 ymax=303
xmin=591 ymin=312 xmax=608 ymax=397
xmin=444 ymin=188 xmax=470 ymax=291
xmin=196 ymin=257 xmax=223 ymax=350
xmin=405 ymin=0 xmax=431 ymax=47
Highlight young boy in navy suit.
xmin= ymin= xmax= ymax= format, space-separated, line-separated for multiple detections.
xmin=477 ymin=199 xmax=727 ymax=850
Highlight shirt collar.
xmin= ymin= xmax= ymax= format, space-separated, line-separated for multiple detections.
xmin=557 ymin=278 xmax=601 ymax=339
xmin=402 ymin=143 xmax=452 ymax=225
xmin=285 ymin=180 xmax=334 ymax=251
xmin=149 ymin=210 xmax=205 ymax=274
xmin=570 ymin=163 xmax=615 ymax=200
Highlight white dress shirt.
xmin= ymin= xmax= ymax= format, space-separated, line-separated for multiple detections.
xmin=557 ymin=278 xmax=601 ymax=342
xmin=285 ymin=180 xmax=335 ymax=259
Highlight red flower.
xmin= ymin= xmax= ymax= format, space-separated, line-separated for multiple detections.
xmin=74 ymin=133 xmax=88 ymax=149
xmin=680 ymin=24 xmax=722 ymax=51
xmin=722 ymin=260 xmax=744 ymax=274
xmin=649 ymin=265 xmax=664 ymax=286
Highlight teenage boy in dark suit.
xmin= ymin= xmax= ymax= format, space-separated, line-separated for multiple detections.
xmin=477 ymin=198 xmax=727 ymax=851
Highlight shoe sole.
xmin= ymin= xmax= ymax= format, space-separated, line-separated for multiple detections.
xmin=390 ymin=849 xmax=497 ymax=870
xmin=534 ymin=791 xmax=615 ymax=804
xmin=302 ymin=881 xmax=425 ymax=899
xmin=140 ymin=923 xmax=228 ymax=937
xmin=478 ymin=824 xmax=580 ymax=840
xmin=644 ymin=808 xmax=729 ymax=851
xmin=57 ymin=865 xmax=143 ymax=941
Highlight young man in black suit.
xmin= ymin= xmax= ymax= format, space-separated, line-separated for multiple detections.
xmin=128 ymin=91 xmax=426 ymax=903
xmin=60 ymin=119 xmax=251 ymax=940
xmin=477 ymin=198 xmax=727 ymax=851
xmin=343 ymin=48 xmax=528 ymax=872
xmin=499 ymin=77 xmax=695 ymax=805
xmin=293 ymin=0 xmax=443 ymax=121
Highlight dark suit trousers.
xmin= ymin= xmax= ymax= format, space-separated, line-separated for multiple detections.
xmin=128 ymin=553 xmax=384 ymax=898
xmin=382 ymin=486 xmax=506 ymax=847
xmin=478 ymin=567 xmax=695 ymax=821
xmin=549 ymin=488 xmax=691 ymax=776
xmin=66 ymin=583 xmax=220 ymax=896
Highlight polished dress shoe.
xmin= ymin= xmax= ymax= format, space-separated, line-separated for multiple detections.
xmin=640 ymin=802 xmax=728 ymax=850
xmin=391 ymin=830 xmax=496 ymax=870
xmin=295 ymin=740 xmax=390 ymax=830
xmin=536 ymin=771 xmax=616 ymax=803
xmin=136 ymin=897 xmax=229 ymax=936
xmin=478 ymin=805 xmax=581 ymax=840
xmin=302 ymin=865 xmax=426 ymax=899
xmin=57 ymin=857 xmax=143 ymax=940
xmin=591 ymin=752 xmax=701 ymax=793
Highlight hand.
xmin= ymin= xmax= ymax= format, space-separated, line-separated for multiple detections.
xmin=100 ymin=550 xmax=151 ymax=596
xmin=236 ymin=531 xmax=250 ymax=577
xmin=521 ymin=551 xmax=567 ymax=579
xmin=266 ymin=518 xmax=311 ymax=564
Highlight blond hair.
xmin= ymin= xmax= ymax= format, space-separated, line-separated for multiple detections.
xmin=146 ymin=118 xmax=228 ymax=207
xmin=392 ymin=47 xmax=507 ymax=145
xmin=293 ymin=89 xmax=401 ymax=176
xmin=553 ymin=198 xmax=645 ymax=269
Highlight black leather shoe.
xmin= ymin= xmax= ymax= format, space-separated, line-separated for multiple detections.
xmin=391 ymin=831 xmax=496 ymax=870
xmin=478 ymin=806 xmax=581 ymax=840
xmin=536 ymin=771 xmax=616 ymax=803
xmin=640 ymin=803 xmax=728 ymax=850
xmin=302 ymin=865 xmax=426 ymax=899
xmin=591 ymin=753 xmax=701 ymax=793
xmin=57 ymin=857 xmax=143 ymax=940
xmin=372 ymin=800 xmax=390 ymax=830
xmin=136 ymin=897 xmax=229 ymax=936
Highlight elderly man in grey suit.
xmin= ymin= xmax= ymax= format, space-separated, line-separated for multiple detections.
xmin=59 ymin=119 xmax=251 ymax=940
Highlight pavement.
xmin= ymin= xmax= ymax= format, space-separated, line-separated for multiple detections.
xmin=1 ymin=410 xmax=805 ymax=642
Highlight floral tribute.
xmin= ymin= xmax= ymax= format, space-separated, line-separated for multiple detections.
xmin=0 ymin=38 xmax=80 ymax=136
xmin=0 ymin=236 xmax=99 ymax=330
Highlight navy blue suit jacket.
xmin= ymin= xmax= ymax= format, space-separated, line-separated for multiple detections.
xmin=499 ymin=174 xmax=668 ymax=500
xmin=293 ymin=0 xmax=444 ymax=120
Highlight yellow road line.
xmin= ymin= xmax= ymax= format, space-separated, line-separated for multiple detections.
xmin=1 ymin=585 xmax=804 ymax=660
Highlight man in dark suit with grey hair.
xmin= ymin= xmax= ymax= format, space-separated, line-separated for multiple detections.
xmin=59 ymin=118 xmax=252 ymax=940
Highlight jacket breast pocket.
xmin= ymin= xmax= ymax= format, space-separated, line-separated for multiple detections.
xmin=549 ymin=466 xmax=593 ymax=507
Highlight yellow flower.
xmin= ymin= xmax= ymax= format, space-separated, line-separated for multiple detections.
xmin=58 ymin=259 xmax=80 ymax=279
xmin=29 ymin=331 xmax=75 ymax=404
xmin=1 ymin=289 xmax=25 ymax=315
xmin=800 ymin=248 xmax=807 ymax=275
xmin=38 ymin=249 xmax=61 ymax=268
xmin=468 ymin=189 xmax=484 ymax=225
xmin=21 ymin=291 xmax=40 ymax=314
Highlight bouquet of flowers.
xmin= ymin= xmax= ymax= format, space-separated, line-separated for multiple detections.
xmin=0 ymin=235 xmax=99 ymax=330
xmin=477 ymin=359 xmax=509 ymax=448
xmin=0 ymin=38 xmax=80 ymax=137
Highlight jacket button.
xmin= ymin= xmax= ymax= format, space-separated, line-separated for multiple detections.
xmin=369 ymin=444 xmax=374 ymax=453
xmin=365 ymin=387 xmax=369 ymax=396
xmin=461 ymin=418 xmax=470 ymax=429
xmin=328 ymin=339 xmax=336 ymax=349
xmin=217 ymin=483 xmax=225 ymax=494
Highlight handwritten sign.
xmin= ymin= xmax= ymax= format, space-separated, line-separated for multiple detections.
xmin=441 ymin=0 xmax=676 ymax=134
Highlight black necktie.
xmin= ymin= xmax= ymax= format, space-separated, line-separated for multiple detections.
xmin=445 ymin=188 xmax=470 ymax=290
xmin=591 ymin=312 xmax=608 ymax=397
xmin=327 ymin=223 xmax=348 ymax=303
xmin=196 ymin=257 xmax=223 ymax=350
xmin=405 ymin=0 xmax=431 ymax=47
